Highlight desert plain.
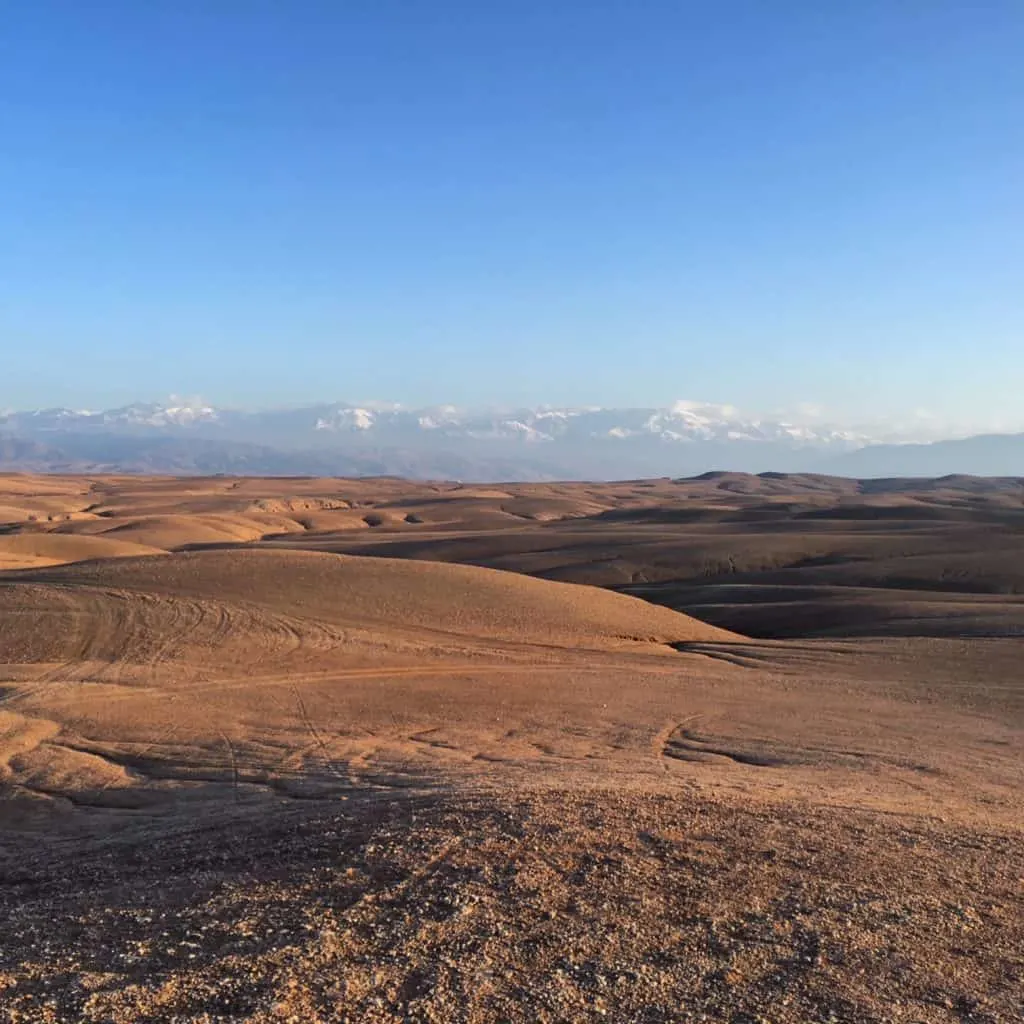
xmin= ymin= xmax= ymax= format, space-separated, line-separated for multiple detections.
xmin=0 ymin=471 xmax=1021 ymax=1023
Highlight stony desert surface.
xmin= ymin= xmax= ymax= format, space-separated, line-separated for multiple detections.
xmin=0 ymin=472 xmax=1021 ymax=1023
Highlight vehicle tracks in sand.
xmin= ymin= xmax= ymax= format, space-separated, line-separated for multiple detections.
xmin=67 ymin=659 xmax=678 ymax=706
xmin=658 ymin=720 xmax=947 ymax=776
xmin=669 ymin=640 xmax=859 ymax=671
xmin=661 ymin=722 xmax=792 ymax=767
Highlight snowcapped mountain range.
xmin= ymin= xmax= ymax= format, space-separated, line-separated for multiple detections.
xmin=1 ymin=400 xmax=870 ymax=446
xmin=1 ymin=400 xmax=1020 ymax=479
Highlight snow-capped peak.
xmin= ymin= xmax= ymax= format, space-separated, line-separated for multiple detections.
xmin=3 ymin=398 xmax=879 ymax=450
xmin=315 ymin=407 xmax=376 ymax=431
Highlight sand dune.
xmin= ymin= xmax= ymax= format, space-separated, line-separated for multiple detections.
xmin=57 ymin=511 xmax=300 ymax=549
xmin=0 ymin=531 xmax=167 ymax=569
xmin=9 ymin=547 xmax=738 ymax=648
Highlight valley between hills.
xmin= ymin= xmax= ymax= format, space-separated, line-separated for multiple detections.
xmin=0 ymin=472 xmax=1021 ymax=1023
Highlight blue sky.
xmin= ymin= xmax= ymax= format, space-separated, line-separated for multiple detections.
xmin=2 ymin=1 xmax=1022 ymax=432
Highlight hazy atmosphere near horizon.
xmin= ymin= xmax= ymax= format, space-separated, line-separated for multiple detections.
xmin=2 ymin=1 xmax=1022 ymax=439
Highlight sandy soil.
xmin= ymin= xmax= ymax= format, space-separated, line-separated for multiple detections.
xmin=0 ymin=473 xmax=1021 ymax=1022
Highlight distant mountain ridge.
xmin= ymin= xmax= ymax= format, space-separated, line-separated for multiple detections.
xmin=1 ymin=400 xmax=1021 ymax=479
xmin=818 ymin=433 xmax=1024 ymax=479
xmin=1 ymin=399 xmax=870 ymax=446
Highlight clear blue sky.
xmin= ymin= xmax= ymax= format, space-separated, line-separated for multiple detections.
xmin=2 ymin=1 xmax=1022 ymax=431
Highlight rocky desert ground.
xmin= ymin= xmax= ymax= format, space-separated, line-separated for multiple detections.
xmin=0 ymin=472 xmax=1021 ymax=1023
